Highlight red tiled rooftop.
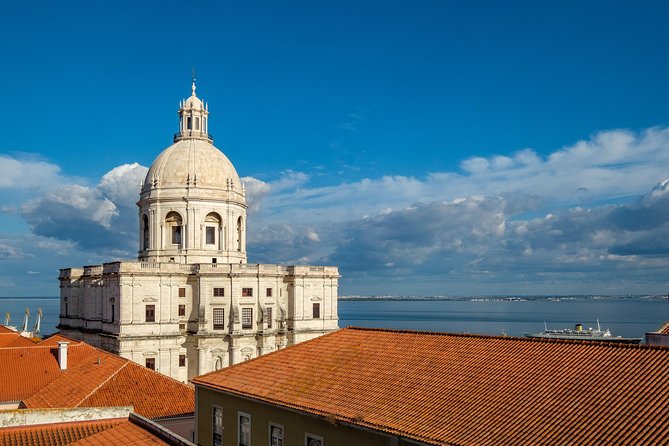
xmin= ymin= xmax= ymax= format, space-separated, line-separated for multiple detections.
xmin=0 ymin=326 xmax=37 ymax=347
xmin=68 ymin=420 xmax=170 ymax=445
xmin=194 ymin=327 xmax=669 ymax=446
xmin=0 ymin=416 xmax=174 ymax=446
xmin=0 ymin=335 xmax=194 ymax=419
xmin=0 ymin=418 xmax=125 ymax=446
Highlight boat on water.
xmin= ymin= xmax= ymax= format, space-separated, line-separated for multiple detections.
xmin=525 ymin=320 xmax=642 ymax=344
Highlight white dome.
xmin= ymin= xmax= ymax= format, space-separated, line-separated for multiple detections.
xmin=142 ymin=139 xmax=243 ymax=197
xmin=184 ymin=94 xmax=204 ymax=109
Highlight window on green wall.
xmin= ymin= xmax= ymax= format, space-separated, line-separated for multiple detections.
xmin=270 ymin=423 xmax=284 ymax=446
xmin=213 ymin=406 xmax=223 ymax=446
xmin=305 ymin=433 xmax=323 ymax=446
xmin=239 ymin=413 xmax=251 ymax=446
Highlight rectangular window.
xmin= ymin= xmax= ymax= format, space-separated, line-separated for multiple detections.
xmin=213 ymin=308 xmax=225 ymax=330
xmin=206 ymin=226 xmax=216 ymax=244
xmin=239 ymin=413 xmax=251 ymax=446
xmin=146 ymin=305 xmax=155 ymax=323
xmin=187 ymin=116 xmax=192 ymax=130
xmin=178 ymin=304 xmax=186 ymax=317
xmin=213 ymin=407 xmax=223 ymax=446
xmin=146 ymin=358 xmax=155 ymax=370
xmin=179 ymin=287 xmax=186 ymax=298
xmin=270 ymin=423 xmax=284 ymax=446
xmin=172 ymin=225 xmax=182 ymax=244
xmin=266 ymin=287 xmax=272 ymax=297
xmin=242 ymin=288 xmax=253 ymax=297
xmin=312 ymin=303 xmax=320 ymax=319
xmin=305 ymin=434 xmax=323 ymax=446
xmin=266 ymin=307 xmax=272 ymax=329
xmin=179 ymin=354 xmax=186 ymax=367
xmin=195 ymin=116 xmax=200 ymax=130
xmin=111 ymin=304 xmax=115 ymax=323
xmin=213 ymin=287 xmax=225 ymax=297
xmin=241 ymin=308 xmax=252 ymax=329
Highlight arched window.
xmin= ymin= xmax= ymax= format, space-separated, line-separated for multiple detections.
xmin=204 ymin=212 xmax=221 ymax=247
xmin=165 ymin=211 xmax=183 ymax=246
xmin=236 ymin=216 xmax=243 ymax=252
xmin=142 ymin=214 xmax=150 ymax=251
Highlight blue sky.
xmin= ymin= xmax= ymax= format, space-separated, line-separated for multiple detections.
xmin=2 ymin=1 xmax=669 ymax=296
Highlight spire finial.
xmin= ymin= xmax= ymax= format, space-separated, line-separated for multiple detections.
xmin=191 ymin=67 xmax=197 ymax=96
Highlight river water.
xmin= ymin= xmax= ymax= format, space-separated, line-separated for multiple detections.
xmin=1 ymin=296 xmax=667 ymax=340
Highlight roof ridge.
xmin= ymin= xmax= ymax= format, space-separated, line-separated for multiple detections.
xmin=73 ymin=360 xmax=130 ymax=407
xmin=0 ymin=342 xmax=87 ymax=351
xmin=345 ymin=326 xmax=664 ymax=349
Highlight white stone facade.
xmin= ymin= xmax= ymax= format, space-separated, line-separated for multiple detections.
xmin=58 ymin=81 xmax=339 ymax=381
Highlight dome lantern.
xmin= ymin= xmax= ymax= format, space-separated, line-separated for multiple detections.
xmin=174 ymin=74 xmax=212 ymax=143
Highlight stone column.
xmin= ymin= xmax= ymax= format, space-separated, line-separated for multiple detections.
xmin=197 ymin=347 xmax=208 ymax=375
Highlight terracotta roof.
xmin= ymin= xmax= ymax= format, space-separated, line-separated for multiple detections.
xmin=0 ymin=336 xmax=194 ymax=419
xmin=193 ymin=327 xmax=669 ymax=446
xmin=68 ymin=420 xmax=170 ymax=445
xmin=0 ymin=416 xmax=176 ymax=446
xmin=0 ymin=325 xmax=37 ymax=347
xmin=0 ymin=419 xmax=125 ymax=446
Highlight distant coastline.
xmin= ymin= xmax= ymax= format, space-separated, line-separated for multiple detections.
xmin=339 ymin=294 xmax=665 ymax=302
xmin=0 ymin=295 xmax=665 ymax=302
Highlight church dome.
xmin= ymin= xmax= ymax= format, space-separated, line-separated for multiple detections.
xmin=139 ymin=79 xmax=245 ymax=203
xmin=143 ymin=139 xmax=243 ymax=192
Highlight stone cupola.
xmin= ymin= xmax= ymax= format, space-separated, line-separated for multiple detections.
xmin=174 ymin=77 xmax=211 ymax=143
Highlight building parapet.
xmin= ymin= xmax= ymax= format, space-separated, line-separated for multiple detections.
xmin=63 ymin=261 xmax=339 ymax=277
xmin=0 ymin=406 xmax=133 ymax=427
xmin=59 ymin=268 xmax=84 ymax=279
xmin=83 ymin=265 xmax=104 ymax=276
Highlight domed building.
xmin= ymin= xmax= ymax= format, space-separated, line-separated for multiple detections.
xmin=58 ymin=81 xmax=339 ymax=382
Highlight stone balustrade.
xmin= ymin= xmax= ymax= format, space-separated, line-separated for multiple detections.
xmin=62 ymin=261 xmax=338 ymax=277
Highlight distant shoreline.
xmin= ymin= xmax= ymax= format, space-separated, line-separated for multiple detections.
xmin=339 ymin=295 xmax=665 ymax=302
xmin=0 ymin=295 xmax=665 ymax=302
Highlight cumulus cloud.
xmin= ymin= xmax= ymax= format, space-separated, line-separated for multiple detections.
xmin=240 ymin=127 xmax=669 ymax=293
xmin=20 ymin=163 xmax=148 ymax=254
xmin=241 ymin=176 xmax=271 ymax=214
xmin=0 ymin=154 xmax=64 ymax=189
xmin=5 ymin=125 xmax=669 ymax=295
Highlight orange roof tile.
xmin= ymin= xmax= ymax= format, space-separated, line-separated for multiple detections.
xmin=194 ymin=327 xmax=669 ymax=446
xmin=0 ymin=418 xmax=124 ymax=446
xmin=0 ymin=326 xmax=38 ymax=347
xmin=0 ymin=338 xmax=194 ymax=419
xmin=68 ymin=420 xmax=170 ymax=446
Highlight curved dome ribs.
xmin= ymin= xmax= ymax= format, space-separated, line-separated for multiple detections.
xmin=137 ymin=81 xmax=247 ymax=265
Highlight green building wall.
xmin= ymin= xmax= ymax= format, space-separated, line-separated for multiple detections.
xmin=196 ymin=386 xmax=405 ymax=446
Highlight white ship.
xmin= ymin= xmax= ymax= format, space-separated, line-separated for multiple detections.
xmin=525 ymin=320 xmax=642 ymax=344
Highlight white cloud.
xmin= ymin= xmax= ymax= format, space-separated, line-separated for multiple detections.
xmin=0 ymin=155 xmax=63 ymax=189
xmin=98 ymin=163 xmax=148 ymax=206
xmin=19 ymin=163 xmax=148 ymax=254
xmin=241 ymin=176 xmax=271 ymax=213
xmin=5 ymin=125 xmax=669 ymax=295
